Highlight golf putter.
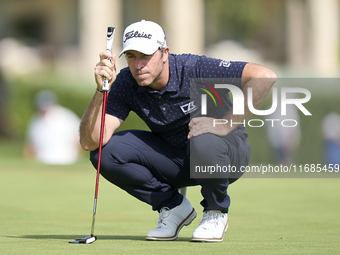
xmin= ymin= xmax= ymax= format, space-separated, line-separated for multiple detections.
xmin=70 ymin=26 xmax=115 ymax=244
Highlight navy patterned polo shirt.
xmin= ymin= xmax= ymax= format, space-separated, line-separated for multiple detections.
xmin=106 ymin=54 xmax=247 ymax=149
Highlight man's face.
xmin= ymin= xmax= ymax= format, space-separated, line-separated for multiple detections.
xmin=125 ymin=49 xmax=168 ymax=89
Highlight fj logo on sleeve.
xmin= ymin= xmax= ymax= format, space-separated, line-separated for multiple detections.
xmin=219 ymin=60 xmax=231 ymax=68
xmin=180 ymin=101 xmax=197 ymax=115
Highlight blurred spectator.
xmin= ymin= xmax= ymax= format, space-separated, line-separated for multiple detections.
xmin=266 ymin=104 xmax=301 ymax=165
xmin=321 ymin=112 xmax=340 ymax=165
xmin=23 ymin=90 xmax=81 ymax=165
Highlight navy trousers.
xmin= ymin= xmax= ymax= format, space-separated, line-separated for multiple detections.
xmin=90 ymin=130 xmax=250 ymax=213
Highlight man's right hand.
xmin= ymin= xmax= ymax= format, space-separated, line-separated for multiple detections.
xmin=94 ymin=51 xmax=117 ymax=91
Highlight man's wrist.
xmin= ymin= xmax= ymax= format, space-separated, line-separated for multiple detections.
xmin=96 ymin=88 xmax=108 ymax=94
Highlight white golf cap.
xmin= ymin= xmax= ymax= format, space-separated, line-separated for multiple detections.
xmin=119 ymin=20 xmax=167 ymax=57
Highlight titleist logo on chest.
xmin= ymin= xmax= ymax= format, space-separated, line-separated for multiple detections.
xmin=124 ymin=30 xmax=152 ymax=43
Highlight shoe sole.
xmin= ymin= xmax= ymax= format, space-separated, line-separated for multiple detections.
xmin=190 ymin=220 xmax=228 ymax=242
xmin=146 ymin=208 xmax=197 ymax=241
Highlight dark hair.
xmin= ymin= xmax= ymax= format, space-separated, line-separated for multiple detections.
xmin=159 ymin=47 xmax=166 ymax=56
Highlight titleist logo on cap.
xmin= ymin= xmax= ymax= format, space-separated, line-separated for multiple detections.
xmin=124 ymin=30 xmax=152 ymax=43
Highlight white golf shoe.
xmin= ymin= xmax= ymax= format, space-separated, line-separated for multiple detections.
xmin=191 ymin=210 xmax=228 ymax=242
xmin=146 ymin=196 xmax=197 ymax=241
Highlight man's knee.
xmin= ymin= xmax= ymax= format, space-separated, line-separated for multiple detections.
xmin=89 ymin=143 xmax=131 ymax=187
xmin=90 ymin=131 xmax=135 ymax=165
xmin=190 ymin=134 xmax=228 ymax=164
xmin=89 ymin=132 xmax=129 ymax=171
xmin=89 ymin=146 xmax=115 ymax=172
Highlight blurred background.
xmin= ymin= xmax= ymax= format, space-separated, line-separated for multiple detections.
xmin=0 ymin=0 xmax=339 ymax=166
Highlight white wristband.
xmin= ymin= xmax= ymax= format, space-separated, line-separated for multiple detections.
xmin=96 ymin=88 xmax=107 ymax=94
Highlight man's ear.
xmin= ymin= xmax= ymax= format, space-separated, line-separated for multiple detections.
xmin=162 ymin=47 xmax=170 ymax=62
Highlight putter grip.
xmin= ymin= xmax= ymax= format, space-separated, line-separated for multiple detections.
xmin=103 ymin=27 xmax=115 ymax=91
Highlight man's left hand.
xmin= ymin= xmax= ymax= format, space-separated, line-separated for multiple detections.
xmin=188 ymin=117 xmax=229 ymax=139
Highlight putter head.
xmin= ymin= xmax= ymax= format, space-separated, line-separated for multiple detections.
xmin=69 ymin=235 xmax=97 ymax=244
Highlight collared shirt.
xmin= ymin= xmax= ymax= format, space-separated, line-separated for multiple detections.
xmin=106 ymin=54 xmax=247 ymax=149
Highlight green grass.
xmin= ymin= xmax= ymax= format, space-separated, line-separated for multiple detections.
xmin=0 ymin=158 xmax=339 ymax=255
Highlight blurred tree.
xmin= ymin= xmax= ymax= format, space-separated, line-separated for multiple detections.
xmin=205 ymin=0 xmax=264 ymax=45
xmin=0 ymin=69 xmax=10 ymax=138
xmin=204 ymin=0 xmax=286 ymax=62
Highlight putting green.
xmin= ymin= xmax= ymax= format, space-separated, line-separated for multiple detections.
xmin=1 ymin=159 xmax=339 ymax=255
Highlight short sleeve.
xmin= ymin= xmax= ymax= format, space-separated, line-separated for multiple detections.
xmin=195 ymin=56 xmax=247 ymax=88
